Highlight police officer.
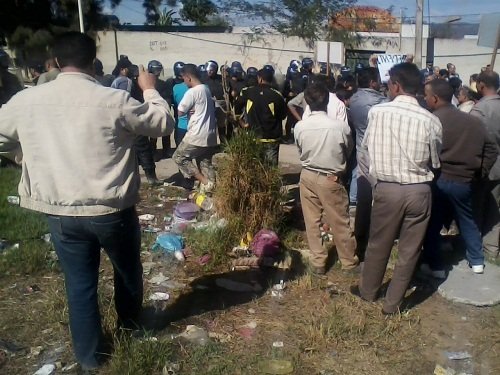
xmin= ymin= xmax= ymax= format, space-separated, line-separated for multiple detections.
xmin=283 ymin=59 xmax=309 ymax=143
xmin=148 ymin=60 xmax=171 ymax=160
xmin=246 ymin=67 xmax=258 ymax=88
xmin=204 ymin=60 xmax=229 ymax=142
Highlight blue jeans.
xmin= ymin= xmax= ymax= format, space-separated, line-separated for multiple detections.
xmin=423 ymin=179 xmax=484 ymax=269
xmin=47 ymin=207 xmax=143 ymax=369
xmin=349 ymin=164 xmax=358 ymax=205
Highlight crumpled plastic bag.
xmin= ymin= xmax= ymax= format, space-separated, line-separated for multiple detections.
xmin=174 ymin=202 xmax=199 ymax=221
xmin=250 ymin=229 xmax=281 ymax=257
xmin=152 ymin=233 xmax=184 ymax=253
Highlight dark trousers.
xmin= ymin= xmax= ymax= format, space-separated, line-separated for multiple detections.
xmin=134 ymin=136 xmax=155 ymax=172
xmin=284 ymin=108 xmax=298 ymax=140
xmin=262 ymin=142 xmax=280 ymax=166
xmin=360 ymin=182 xmax=431 ymax=313
xmin=354 ymin=175 xmax=373 ymax=261
xmin=47 ymin=207 xmax=143 ymax=369
xmin=473 ymin=179 xmax=500 ymax=257
xmin=423 ymin=178 xmax=484 ymax=269
xmin=174 ymin=127 xmax=187 ymax=148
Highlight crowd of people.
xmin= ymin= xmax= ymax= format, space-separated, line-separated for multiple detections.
xmin=0 ymin=31 xmax=499 ymax=371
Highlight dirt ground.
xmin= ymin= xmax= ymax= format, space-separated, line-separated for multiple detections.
xmin=1 ymin=171 xmax=500 ymax=374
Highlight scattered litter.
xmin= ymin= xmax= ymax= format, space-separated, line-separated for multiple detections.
xmin=273 ymin=280 xmax=286 ymax=291
xmin=30 ymin=346 xmax=44 ymax=357
xmin=149 ymin=292 xmax=170 ymax=301
xmin=174 ymin=202 xmax=199 ymax=221
xmin=192 ymin=192 xmax=214 ymax=211
xmin=152 ymin=233 xmax=184 ymax=253
xmin=165 ymin=196 xmax=188 ymax=202
xmin=162 ymin=362 xmax=180 ymax=375
xmin=272 ymin=341 xmax=284 ymax=348
xmin=41 ymin=233 xmax=51 ymax=243
xmin=208 ymin=332 xmax=232 ymax=343
xmin=6 ymin=195 xmax=20 ymax=205
xmin=33 ymin=364 xmax=55 ymax=375
xmin=0 ymin=240 xmax=19 ymax=252
xmin=174 ymin=250 xmax=185 ymax=261
xmin=215 ymin=278 xmax=262 ymax=292
xmin=237 ymin=321 xmax=257 ymax=340
xmin=178 ymin=325 xmax=210 ymax=346
xmin=0 ymin=339 xmax=23 ymax=353
xmin=25 ymin=284 xmax=41 ymax=293
xmin=444 ymin=351 xmax=472 ymax=360
xmin=142 ymin=262 xmax=156 ymax=275
xmin=138 ymin=214 xmax=155 ymax=222
xmin=434 ymin=364 xmax=456 ymax=375
xmin=248 ymin=308 xmax=256 ymax=314
xmin=271 ymin=290 xmax=284 ymax=298
xmin=258 ymin=359 xmax=294 ymax=374
xmin=197 ymin=254 xmax=211 ymax=265
xmin=230 ymin=246 xmax=252 ymax=257
xmin=143 ymin=226 xmax=161 ymax=233
xmin=149 ymin=273 xmax=169 ymax=285
xmin=250 ymin=229 xmax=281 ymax=257
xmin=61 ymin=363 xmax=78 ymax=372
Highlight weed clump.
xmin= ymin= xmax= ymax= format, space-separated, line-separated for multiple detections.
xmin=213 ymin=131 xmax=284 ymax=235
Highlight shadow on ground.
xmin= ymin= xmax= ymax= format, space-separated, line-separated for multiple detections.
xmin=141 ymin=249 xmax=307 ymax=332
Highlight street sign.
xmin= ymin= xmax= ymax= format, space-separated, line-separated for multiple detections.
xmin=478 ymin=13 xmax=500 ymax=48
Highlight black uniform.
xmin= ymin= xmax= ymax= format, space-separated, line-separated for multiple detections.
xmin=235 ymin=83 xmax=286 ymax=165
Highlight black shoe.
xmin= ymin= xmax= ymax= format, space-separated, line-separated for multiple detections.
xmin=145 ymin=170 xmax=161 ymax=186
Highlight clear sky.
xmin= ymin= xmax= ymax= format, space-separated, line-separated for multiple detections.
xmin=109 ymin=0 xmax=500 ymax=25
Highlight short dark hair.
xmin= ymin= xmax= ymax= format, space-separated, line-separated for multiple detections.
xmin=181 ymin=63 xmax=201 ymax=80
xmin=459 ymin=86 xmax=480 ymax=101
xmin=304 ymin=82 xmax=329 ymax=112
xmin=52 ymin=32 xmax=96 ymax=69
xmin=257 ymin=68 xmax=273 ymax=84
xmin=308 ymin=74 xmax=335 ymax=92
xmin=389 ymin=63 xmax=422 ymax=95
xmin=477 ymin=70 xmax=500 ymax=90
xmin=426 ymin=79 xmax=454 ymax=103
xmin=357 ymin=67 xmax=380 ymax=88
xmin=336 ymin=88 xmax=354 ymax=103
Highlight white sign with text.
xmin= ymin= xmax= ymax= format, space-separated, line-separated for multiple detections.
xmin=377 ymin=54 xmax=407 ymax=83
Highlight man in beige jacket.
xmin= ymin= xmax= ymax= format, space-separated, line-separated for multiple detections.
xmin=0 ymin=32 xmax=174 ymax=371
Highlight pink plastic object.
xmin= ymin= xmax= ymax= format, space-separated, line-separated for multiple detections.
xmin=250 ymin=229 xmax=281 ymax=257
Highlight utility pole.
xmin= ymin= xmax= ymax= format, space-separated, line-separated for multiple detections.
xmin=415 ymin=0 xmax=424 ymax=67
xmin=78 ymin=0 xmax=85 ymax=33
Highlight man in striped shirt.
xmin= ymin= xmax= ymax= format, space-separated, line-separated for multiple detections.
xmin=351 ymin=62 xmax=442 ymax=315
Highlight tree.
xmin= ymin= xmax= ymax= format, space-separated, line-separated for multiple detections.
xmin=180 ymin=0 xmax=218 ymax=26
xmin=220 ymin=0 xmax=359 ymax=48
xmin=0 ymin=1 xmax=122 ymax=65
xmin=155 ymin=8 xmax=182 ymax=26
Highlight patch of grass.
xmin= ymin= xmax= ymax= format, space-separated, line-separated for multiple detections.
xmin=178 ymin=342 xmax=249 ymax=375
xmin=214 ymin=131 xmax=285 ymax=235
xmin=0 ymin=167 xmax=53 ymax=276
xmin=183 ymin=219 xmax=243 ymax=270
xmin=0 ymin=168 xmax=49 ymax=241
xmin=280 ymin=228 xmax=307 ymax=249
xmin=106 ymin=335 xmax=174 ymax=375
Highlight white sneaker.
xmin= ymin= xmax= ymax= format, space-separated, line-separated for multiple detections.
xmin=471 ymin=264 xmax=484 ymax=274
xmin=419 ymin=263 xmax=446 ymax=279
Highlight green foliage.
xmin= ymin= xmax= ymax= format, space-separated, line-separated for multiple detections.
xmin=0 ymin=168 xmax=52 ymax=276
xmin=180 ymin=0 xmax=218 ymax=25
xmin=155 ymin=8 xmax=182 ymax=26
xmin=108 ymin=335 xmax=174 ymax=374
xmin=183 ymin=219 xmax=243 ymax=270
xmin=214 ymin=131 xmax=285 ymax=235
xmin=220 ymin=0 xmax=359 ymax=48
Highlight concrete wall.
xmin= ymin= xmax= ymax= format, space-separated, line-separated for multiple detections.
xmin=96 ymin=30 xmax=314 ymax=78
xmin=96 ymin=30 xmax=495 ymax=82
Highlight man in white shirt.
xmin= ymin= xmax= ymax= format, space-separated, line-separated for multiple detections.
xmin=172 ymin=63 xmax=217 ymax=191
xmin=294 ymin=81 xmax=359 ymax=276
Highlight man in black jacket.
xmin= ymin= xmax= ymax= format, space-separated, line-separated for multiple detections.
xmin=235 ymin=68 xmax=286 ymax=165
xmin=422 ymin=79 xmax=498 ymax=276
